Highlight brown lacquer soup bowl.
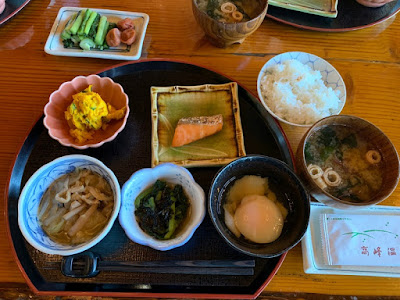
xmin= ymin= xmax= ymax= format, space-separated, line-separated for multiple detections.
xmin=192 ymin=0 xmax=268 ymax=47
xmin=296 ymin=115 xmax=400 ymax=210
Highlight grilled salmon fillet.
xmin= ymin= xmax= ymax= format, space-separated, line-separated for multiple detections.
xmin=171 ymin=114 xmax=223 ymax=147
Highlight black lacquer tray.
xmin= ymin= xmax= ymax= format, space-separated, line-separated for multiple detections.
xmin=0 ymin=0 xmax=31 ymax=25
xmin=267 ymin=0 xmax=400 ymax=32
xmin=6 ymin=60 xmax=294 ymax=298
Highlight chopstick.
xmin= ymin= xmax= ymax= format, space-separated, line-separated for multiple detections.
xmin=44 ymin=259 xmax=256 ymax=276
xmin=99 ymin=259 xmax=256 ymax=268
xmin=97 ymin=259 xmax=255 ymax=275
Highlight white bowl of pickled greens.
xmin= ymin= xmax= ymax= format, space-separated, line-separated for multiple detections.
xmin=119 ymin=163 xmax=205 ymax=251
xmin=18 ymin=155 xmax=121 ymax=255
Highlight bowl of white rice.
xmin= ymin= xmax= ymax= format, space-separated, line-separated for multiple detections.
xmin=257 ymin=52 xmax=346 ymax=127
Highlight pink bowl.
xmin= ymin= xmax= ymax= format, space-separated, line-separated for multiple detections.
xmin=44 ymin=75 xmax=129 ymax=149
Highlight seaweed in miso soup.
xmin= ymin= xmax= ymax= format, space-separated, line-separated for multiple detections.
xmin=305 ymin=125 xmax=384 ymax=203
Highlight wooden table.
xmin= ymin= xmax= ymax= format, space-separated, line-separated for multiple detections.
xmin=1 ymin=0 xmax=400 ymax=299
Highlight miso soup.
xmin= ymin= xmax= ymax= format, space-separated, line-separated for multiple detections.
xmin=305 ymin=125 xmax=384 ymax=203
xmin=196 ymin=0 xmax=260 ymax=23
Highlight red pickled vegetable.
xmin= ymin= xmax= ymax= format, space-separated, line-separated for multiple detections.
xmin=120 ymin=28 xmax=136 ymax=45
xmin=117 ymin=18 xmax=135 ymax=31
xmin=106 ymin=28 xmax=121 ymax=47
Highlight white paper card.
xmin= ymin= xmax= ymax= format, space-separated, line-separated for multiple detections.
xmin=321 ymin=214 xmax=400 ymax=266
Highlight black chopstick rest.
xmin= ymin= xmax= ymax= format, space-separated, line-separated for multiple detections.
xmin=61 ymin=251 xmax=100 ymax=278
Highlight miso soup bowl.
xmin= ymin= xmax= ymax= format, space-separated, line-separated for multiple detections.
xmin=192 ymin=0 xmax=268 ymax=48
xmin=296 ymin=115 xmax=400 ymax=210
xmin=209 ymin=155 xmax=310 ymax=258
xmin=18 ymin=155 xmax=121 ymax=256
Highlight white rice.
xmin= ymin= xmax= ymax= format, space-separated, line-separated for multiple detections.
xmin=259 ymin=59 xmax=341 ymax=125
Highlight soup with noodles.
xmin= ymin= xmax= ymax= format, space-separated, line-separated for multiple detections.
xmin=38 ymin=169 xmax=114 ymax=245
xmin=196 ymin=0 xmax=261 ymax=23
xmin=305 ymin=125 xmax=384 ymax=203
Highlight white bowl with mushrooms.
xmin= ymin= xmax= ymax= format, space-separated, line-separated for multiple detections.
xmin=18 ymin=155 xmax=121 ymax=255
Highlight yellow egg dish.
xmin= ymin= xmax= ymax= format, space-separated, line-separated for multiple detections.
xmin=65 ymin=85 xmax=126 ymax=143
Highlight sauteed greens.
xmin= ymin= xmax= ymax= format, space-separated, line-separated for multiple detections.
xmin=134 ymin=180 xmax=190 ymax=240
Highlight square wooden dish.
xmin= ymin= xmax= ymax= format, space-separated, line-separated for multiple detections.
xmin=268 ymin=0 xmax=338 ymax=18
xmin=151 ymin=83 xmax=246 ymax=167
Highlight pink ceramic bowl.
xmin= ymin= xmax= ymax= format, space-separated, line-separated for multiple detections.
xmin=44 ymin=75 xmax=129 ymax=149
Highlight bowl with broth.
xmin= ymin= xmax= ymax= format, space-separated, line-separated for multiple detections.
xmin=296 ymin=115 xmax=400 ymax=209
xmin=192 ymin=0 xmax=268 ymax=47
xmin=209 ymin=155 xmax=310 ymax=258
xmin=18 ymin=155 xmax=121 ymax=255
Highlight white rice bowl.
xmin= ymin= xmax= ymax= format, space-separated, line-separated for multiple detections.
xmin=257 ymin=52 xmax=346 ymax=127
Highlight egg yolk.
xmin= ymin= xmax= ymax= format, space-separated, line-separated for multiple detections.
xmin=234 ymin=194 xmax=284 ymax=243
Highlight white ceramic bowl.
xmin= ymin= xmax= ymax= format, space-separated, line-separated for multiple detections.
xmin=18 ymin=155 xmax=121 ymax=255
xmin=257 ymin=51 xmax=346 ymax=127
xmin=119 ymin=163 xmax=205 ymax=251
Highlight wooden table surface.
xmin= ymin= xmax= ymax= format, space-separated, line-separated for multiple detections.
xmin=1 ymin=0 xmax=400 ymax=299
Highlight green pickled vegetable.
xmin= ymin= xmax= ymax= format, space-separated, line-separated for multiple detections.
xmin=135 ymin=188 xmax=152 ymax=208
xmin=99 ymin=20 xmax=109 ymax=46
xmin=79 ymin=38 xmax=96 ymax=51
xmin=164 ymin=202 xmax=176 ymax=239
xmin=77 ymin=9 xmax=92 ymax=35
xmin=60 ymin=9 xmax=116 ymax=51
xmin=69 ymin=10 xmax=84 ymax=35
xmin=84 ymin=11 xmax=99 ymax=35
xmin=94 ymin=16 xmax=108 ymax=46
xmin=134 ymin=180 xmax=190 ymax=240
xmin=70 ymin=35 xmax=81 ymax=45
xmin=60 ymin=13 xmax=77 ymax=40
xmin=62 ymin=39 xmax=74 ymax=48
